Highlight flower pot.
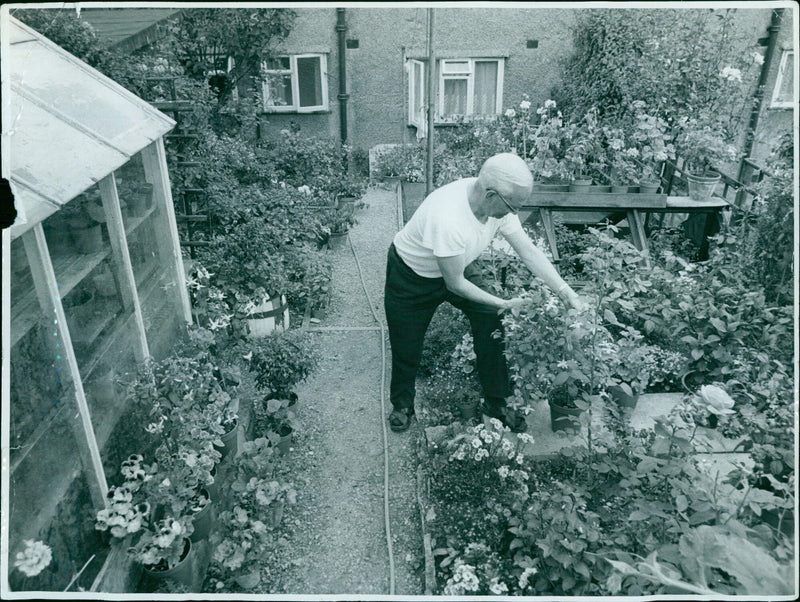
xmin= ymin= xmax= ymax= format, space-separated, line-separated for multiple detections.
xmin=276 ymin=425 xmax=293 ymax=455
xmin=336 ymin=196 xmax=357 ymax=213
xmin=459 ymin=399 xmax=478 ymax=421
xmin=73 ymin=223 xmax=104 ymax=254
xmin=267 ymin=391 xmax=298 ymax=407
xmin=125 ymin=184 xmax=153 ymax=217
xmin=235 ymin=569 xmax=261 ymax=590
xmin=591 ymin=185 xmax=612 ymax=192
xmin=608 ymin=385 xmax=639 ymax=409
xmin=638 ymin=181 xmax=660 ymax=194
xmin=190 ymin=490 xmax=214 ymax=543
xmin=533 ymin=182 xmax=570 ymax=192
xmin=548 ymin=399 xmax=583 ymax=432
xmin=569 ymin=179 xmax=593 ymax=192
xmin=267 ymin=500 xmax=285 ymax=529
xmin=611 ymin=184 xmax=630 ymax=193
xmin=207 ymin=465 xmax=220 ymax=501
xmin=328 ymin=230 xmax=349 ymax=251
xmin=245 ymin=294 xmax=289 ymax=338
xmin=142 ymin=538 xmax=194 ymax=588
xmin=214 ymin=418 xmax=239 ymax=461
xmin=686 ymin=172 xmax=721 ymax=202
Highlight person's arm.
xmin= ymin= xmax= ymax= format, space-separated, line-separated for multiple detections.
xmin=436 ymin=254 xmax=522 ymax=312
xmin=502 ymin=228 xmax=584 ymax=310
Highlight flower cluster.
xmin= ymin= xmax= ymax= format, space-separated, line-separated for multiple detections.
xmin=14 ymin=540 xmax=52 ymax=577
xmin=95 ymin=455 xmax=154 ymax=538
xmin=212 ymin=506 xmax=269 ymax=572
xmin=451 ymin=333 xmax=477 ymax=374
xmin=448 ymin=420 xmax=531 ymax=466
xmin=131 ymin=517 xmax=193 ymax=570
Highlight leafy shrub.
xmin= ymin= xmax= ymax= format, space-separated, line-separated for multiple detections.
xmin=419 ymin=304 xmax=469 ymax=376
xmin=243 ymin=330 xmax=318 ymax=396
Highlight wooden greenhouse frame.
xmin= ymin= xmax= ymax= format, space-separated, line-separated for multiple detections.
xmin=1 ymin=15 xmax=191 ymax=592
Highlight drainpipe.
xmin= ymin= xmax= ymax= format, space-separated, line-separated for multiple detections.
xmin=336 ymin=8 xmax=349 ymax=144
xmin=738 ymin=7 xmax=783 ymax=181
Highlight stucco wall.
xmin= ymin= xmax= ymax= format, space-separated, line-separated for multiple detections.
xmin=256 ymin=6 xmax=791 ymax=161
xmin=257 ymin=7 xmax=340 ymax=143
xmin=750 ymin=8 xmax=795 ymax=166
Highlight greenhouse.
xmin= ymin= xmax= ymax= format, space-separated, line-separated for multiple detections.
xmin=1 ymin=3 xmax=797 ymax=598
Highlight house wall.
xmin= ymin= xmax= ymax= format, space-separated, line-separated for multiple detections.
xmin=255 ymin=6 xmax=788 ymax=163
xmin=258 ymin=7 xmax=577 ymax=151
xmin=750 ymin=8 xmax=795 ymax=166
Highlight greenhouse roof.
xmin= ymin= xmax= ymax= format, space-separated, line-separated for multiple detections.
xmin=3 ymin=16 xmax=176 ymax=239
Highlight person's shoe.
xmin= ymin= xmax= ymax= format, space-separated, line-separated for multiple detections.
xmin=480 ymin=403 xmax=528 ymax=433
xmin=388 ymin=406 xmax=415 ymax=432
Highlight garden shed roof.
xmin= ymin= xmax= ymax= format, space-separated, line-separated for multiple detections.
xmin=3 ymin=16 xmax=176 ymax=239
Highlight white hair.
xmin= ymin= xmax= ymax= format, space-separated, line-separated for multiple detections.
xmin=477 ymin=153 xmax=533 ymax=196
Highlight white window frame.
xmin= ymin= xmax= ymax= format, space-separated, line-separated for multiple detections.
xmin=262 ymin=53 xmax=329 ymax=113
xmin=770 ymin=49 xmax=794 ymax=108
xmin=408 ymin=59 xmax=427 ymax=135
xmin=437 ymin=58 xmax=504 ymax=121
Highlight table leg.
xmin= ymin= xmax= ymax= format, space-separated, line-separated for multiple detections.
xmin=539 ymin=208 xmax=560 ymax=263
xmin=627 ymin=210 xmax=651 ymax=267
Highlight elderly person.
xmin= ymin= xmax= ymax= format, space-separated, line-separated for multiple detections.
xmin=383 ymin=152 xmax=584 ymax=433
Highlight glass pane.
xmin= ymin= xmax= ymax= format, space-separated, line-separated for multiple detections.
xmin=297 ymin=56 xmax=323 ymax=107
xmin=443 ymin=60 xmax=470 ymax=74
xmin=116 ymin=151 xmax=185 ymax=362
xmin=265 ymin=56 xmax=291 ymax=71
xmin=777 ymin=52 xmax=794 ymax=103
xmin=474 ymin=61 xmax=498 ymax=115
xmin=266 ymin=72 xmax=293 ymax=106
xmin=414 ymin=62 xmax=425 ymax=111
xmin=443 ymin=78 xmax=468 ymax=115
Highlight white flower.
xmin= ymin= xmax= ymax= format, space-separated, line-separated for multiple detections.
xmin=488 ymin=418 xmax=503 ymax=431
xmin=505 ymin=108 xmax=516 ymax=119
xmin=698 ymin=384 xmax=735 ymax=415
xmin=475 ymin=448 xmax=489 ymax=461
xmin=519 ymin=100 xmax=531 ymax=110
xmin=489 ymin=577 xmax=508 ymax=595
xmin=517 ymin=433 xmax=535 ymax=445
xmin=497 ymin=465 xmax=510 ymax=478
xmin=518 ymin=566 xmax=538 ymax=589
xmin=720 ymin=66 xmax=742 ymax=82
xmin=544 ymin=99 xmax=556 ymax=109
xmin=752 ymin=51 xmax=765 ymax=65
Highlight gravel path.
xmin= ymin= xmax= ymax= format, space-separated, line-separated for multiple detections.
xmin=264 ymin=187 xmax=424 ymax=595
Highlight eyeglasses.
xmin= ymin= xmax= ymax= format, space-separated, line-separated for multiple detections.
xmin=489 ymin=188 xmax=518 ymax=215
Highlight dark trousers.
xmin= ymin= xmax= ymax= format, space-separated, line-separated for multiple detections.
xmin=383 ymin=243 xmax=511 ymax=412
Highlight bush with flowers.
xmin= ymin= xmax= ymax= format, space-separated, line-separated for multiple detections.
xmin=526 ymin=99 xmax=575 ymax=183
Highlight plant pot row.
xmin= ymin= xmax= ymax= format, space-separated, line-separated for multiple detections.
xmin=533 ymin=182 xmax=661 ymax=194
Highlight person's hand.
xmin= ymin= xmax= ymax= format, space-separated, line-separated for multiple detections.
xmin=567 ymin=291 xmax=589 ymax=313
xmin=498 ymin=296 xmax=530 ymax=314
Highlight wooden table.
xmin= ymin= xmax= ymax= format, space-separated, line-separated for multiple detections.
xmin=521 ymin=192 xmax=730 ymax=266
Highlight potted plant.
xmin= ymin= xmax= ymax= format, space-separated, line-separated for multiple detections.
xmin=609 ymin=152 xmax=641 ymax=193
xmin=62 ymin=191 xmax=106 ymax=254
xmin=674 ymin=119 xmax=738 ymax=201
xmin=629 ymin=101 xmax=675 ymax=193
xmin=528 ymin=99 xmax=573 ymax=186
xmin=199 ymin=220 xmax=291 ymax=337
xmin=564 ymin=107 xmax=604 ymax=190
xmin=95 ymin=455 xmax=197 ymax=588
xmin=334 ymin=174 xmax=368 ymax=212
xmin=317 ymin=206 xmax=356 ymax=251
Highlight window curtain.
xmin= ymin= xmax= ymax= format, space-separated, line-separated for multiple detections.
xmin=297 ymin=56 xmax=322 ymax=107
xmin=443 ymin=78 xmax=467 ymax=116
xmin=473 ymin=61 xmax=498 ymax=115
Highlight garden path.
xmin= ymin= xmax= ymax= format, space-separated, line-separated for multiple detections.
xmin=268 ymin=186 xmax=424 ymax=595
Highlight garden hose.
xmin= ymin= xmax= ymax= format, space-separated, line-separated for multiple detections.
xmin=347 ymin=232 xmax=396 ymax=595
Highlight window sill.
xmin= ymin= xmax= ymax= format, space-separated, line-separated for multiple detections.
xmin=767 ymin=104 xmax=793 ymax=110
xmin=261 ymin=109 xmax=332 ymax=115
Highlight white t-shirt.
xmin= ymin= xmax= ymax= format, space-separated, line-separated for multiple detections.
xmin=393 ymin=177 xmax=524 ymax=278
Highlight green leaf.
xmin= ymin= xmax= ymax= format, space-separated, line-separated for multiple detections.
xmin=691 ymin=348 xmax=704 ymax=360
xmin=675 ymin=494 xmax=688 ymax=513
xmin=709 ymin=317 xmax=727 ymax=333
xmin=603 ymin=309 xmax=621 ymax=326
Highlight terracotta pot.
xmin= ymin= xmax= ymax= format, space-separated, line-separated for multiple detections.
xmin=328 ymin=230 xmax=349 ymax=251
xmin=686 ymin=172 xmax=720 ymax=202
xmin=638 ymin=181 xmax=660 ymax=194
xmin=569 ymin=179 xmax=593 ymax=192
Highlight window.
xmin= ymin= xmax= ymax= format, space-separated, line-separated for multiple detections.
xmin=262 ymin=54 xmax=328 ymax=112
xmin=438 ymin=58 xmax=504 ymax=121
xmin=771 ymin=49 xmax=794 ymax=108
xmin=208 ymin=55 xmax=237 ymax=101
xmin=408 ymin=59 xmax=427 ymax=136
